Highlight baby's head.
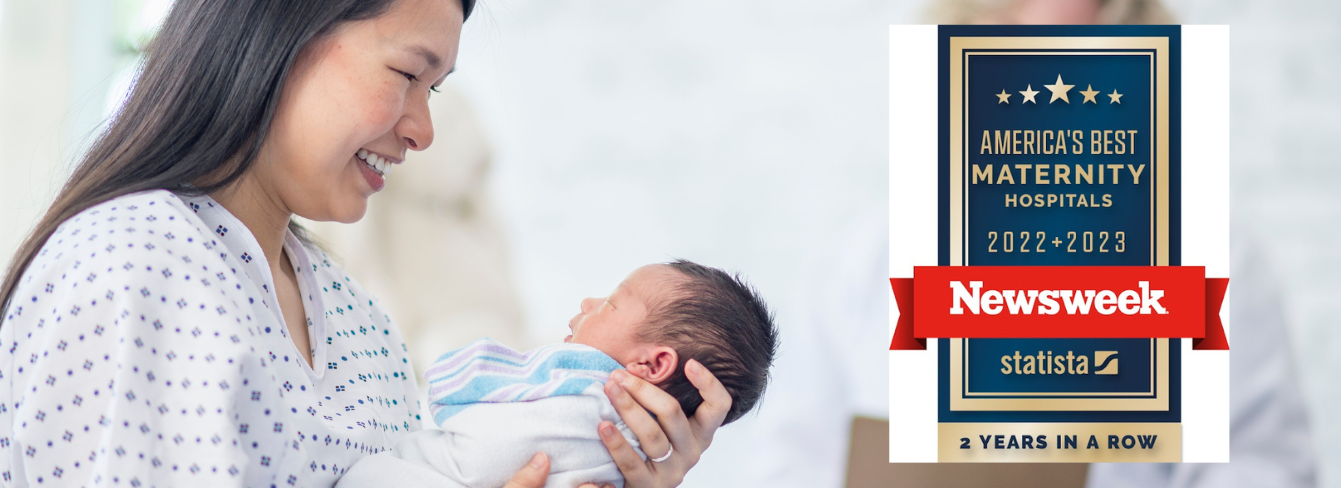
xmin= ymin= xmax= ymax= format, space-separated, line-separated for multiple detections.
xmin=565 ymin=260 xmax=778 ymax=425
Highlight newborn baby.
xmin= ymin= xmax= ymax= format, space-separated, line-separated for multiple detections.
xmin=337 ymin=260 xmax=778 ymax=488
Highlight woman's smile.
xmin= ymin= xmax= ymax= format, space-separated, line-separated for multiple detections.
xmin=355 ymin=153 xmax=385 ymax=192
xmin=354 ymin=148 xmax=401 ymax=192
xmin=356 ymin=148 xmax=400 ymax=177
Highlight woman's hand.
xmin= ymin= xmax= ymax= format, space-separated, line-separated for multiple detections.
xmin=597 ymin=359 xmax=732 ymax=488
xmin=503 ymin=453 xmax=553 ymax=488
xmin=503 ymin=360 xmax=729 ymax=488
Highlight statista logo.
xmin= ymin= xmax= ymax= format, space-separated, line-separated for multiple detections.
xmin=999 ymin=350 xmax=1120 ymax=375
xmin=1094 ymin=351 xmax=1119 ymax=375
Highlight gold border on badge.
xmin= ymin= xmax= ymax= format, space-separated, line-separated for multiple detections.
xmin=945 ymin=36 xmax=1171 ymax=412
xmin=949 ymin=338 xmax=1169 ymax=411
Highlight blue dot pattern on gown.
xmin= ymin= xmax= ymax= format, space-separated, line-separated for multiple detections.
xmin=0 ymin=190 xmax=421 ymax=487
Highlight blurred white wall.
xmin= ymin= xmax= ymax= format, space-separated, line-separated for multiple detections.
xmin=0 ymin=0 xmax=116 ymax=262
xmin=0 ymin=0 xmax=165 ymax=267
xmin=448 ymin=0 xmax=910 ymax=350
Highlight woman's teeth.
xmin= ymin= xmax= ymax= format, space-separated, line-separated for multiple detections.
xmin=356 ymin=149 xmax=393 ymax=177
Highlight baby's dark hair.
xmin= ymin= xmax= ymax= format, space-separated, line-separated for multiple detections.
xmin=637 ymin=260 xmax=779 ymax=425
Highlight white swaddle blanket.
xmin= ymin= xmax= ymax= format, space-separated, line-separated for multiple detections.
xmin=337 ymin=338 xmax=643 ymax=488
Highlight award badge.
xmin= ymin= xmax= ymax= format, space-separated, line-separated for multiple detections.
xmin=889 ymin=25 xmax=1230 ymax=463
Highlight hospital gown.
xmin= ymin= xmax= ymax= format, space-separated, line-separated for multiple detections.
xmin=0 ymin=189 xmax=422 ymax=487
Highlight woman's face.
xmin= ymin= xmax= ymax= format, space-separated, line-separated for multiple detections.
xmin=256 ymin=0 xmax=463 ymax=223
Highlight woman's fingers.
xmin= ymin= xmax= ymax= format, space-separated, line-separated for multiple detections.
xmin=597 ymin=365 xmax=725 ymax=487
xmin=604 ymin=371 xmax=675 ymax=458
xmin=502 ymin=452 xmax=550 ymax=488
xmin=608 ymin=369 xmax=694 ymax=451
xmin=598 ymin=420 xmax=654 ymax=486
xmin=684 ymin=359 xmax=732 ymax=446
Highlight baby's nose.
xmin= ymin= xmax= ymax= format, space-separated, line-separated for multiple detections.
xmin=580 ymin=297 xmax=600 ymax=313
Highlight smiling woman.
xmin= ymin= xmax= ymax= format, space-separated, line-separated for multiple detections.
xmin=247 ymin=0 xmax=460 ymax=221
xmin=0 ymin=0 xmax=729 ymax=487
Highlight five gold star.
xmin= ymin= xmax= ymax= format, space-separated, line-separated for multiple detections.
xmin=1000 ymin=76 xmax=1124 ymax=108
xmin=1019 ymin=85 xmax=1039 ymax=104
xmin=1044 ymin=74 xmax=1074 ymax=104
xmin=1080 ymin=84 xmax=1099 ymax=104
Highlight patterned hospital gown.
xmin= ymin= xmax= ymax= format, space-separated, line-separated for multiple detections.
xmin=0 ymin=190 xmax=422 ymax=487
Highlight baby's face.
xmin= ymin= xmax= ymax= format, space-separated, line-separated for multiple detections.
xmin=566 ymin=265 xmax=678 ymax=366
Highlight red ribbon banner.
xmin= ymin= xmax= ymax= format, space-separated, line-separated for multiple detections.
xmin=888 ymin=266 xmax=1228 ymax=351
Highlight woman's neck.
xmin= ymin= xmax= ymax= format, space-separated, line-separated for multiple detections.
xmin=209 ymin=174 xmax=293 ymax=269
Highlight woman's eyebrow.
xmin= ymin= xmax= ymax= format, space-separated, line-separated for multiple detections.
xmin=402 ymin=44 xmax=442 ymax=71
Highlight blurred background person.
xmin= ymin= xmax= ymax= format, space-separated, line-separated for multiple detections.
xmin=928 ymin=0 xmax=1173 ymax=24
xmin=1084 ymin=238 xmax=1318 ymax=486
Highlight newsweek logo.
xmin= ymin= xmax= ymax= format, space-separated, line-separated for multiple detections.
xmin=949 ymin=281 xmax=1168 ymax=316
xmin=889 ymin=266 xmax=1220 ymax=341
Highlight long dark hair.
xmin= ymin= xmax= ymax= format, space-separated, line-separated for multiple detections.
xmin=1 ymin=0 xmax=474 ymax=314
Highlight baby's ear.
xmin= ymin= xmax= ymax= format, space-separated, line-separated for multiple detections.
xmin=625 ymin=345 xmax=678 ymax=385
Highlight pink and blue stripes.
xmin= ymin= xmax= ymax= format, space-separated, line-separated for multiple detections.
xmin=425 ymin=338 xmax=623 ymax=425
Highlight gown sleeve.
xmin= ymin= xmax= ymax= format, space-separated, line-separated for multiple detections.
xmin=2 ymin=195 xmax=290 ymax=487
